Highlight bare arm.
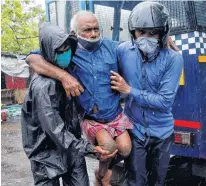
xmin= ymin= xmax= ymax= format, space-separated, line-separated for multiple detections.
xmin=26 ymin=54 xmax=66 ymax=80
xmin=26 ymin=54 xmax=84 ymax=96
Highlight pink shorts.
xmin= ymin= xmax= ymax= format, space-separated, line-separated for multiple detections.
xmin=81 ymin=112 xmax=133 ymax=144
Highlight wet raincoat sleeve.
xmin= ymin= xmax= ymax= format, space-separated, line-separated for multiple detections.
xmin=129 ymin=54 xmax=183 ymax=111
xmin=36 ymin=87 xmax=94 ymax=155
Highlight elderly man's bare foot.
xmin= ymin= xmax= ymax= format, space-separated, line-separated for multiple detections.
xmin=95 ymin=169 xmax=103 ymax=186
xmin=101 ymin=169 xmax=112 ymax=186
xmin=95 ymin=169 xmax=112 ymax=186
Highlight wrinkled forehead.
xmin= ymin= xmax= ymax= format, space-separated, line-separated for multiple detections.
xmin=78 ymin=15 xmax=99 ymax=29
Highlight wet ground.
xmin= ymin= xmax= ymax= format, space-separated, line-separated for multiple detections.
xmin=1 ymin=117 xmax=33 ymax=186
xmin=1 ymin=117 xmax=206 ymax=186
xmin=1 ymin=117 xmax=99 ymax=186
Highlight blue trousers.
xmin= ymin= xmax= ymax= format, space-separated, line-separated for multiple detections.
xmin=124 ymin=133 xmax=174 ymax=186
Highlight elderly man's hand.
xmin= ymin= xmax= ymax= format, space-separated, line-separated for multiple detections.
xmin=110 ymin=71 xmax=131 ymax=94
xmin=94 ymin=146 xmax=118 ymax=161
xmin=99 ymin=149 xmax=118 ymax=161
xmin=61 ymin=72 xmax=84 ymax=97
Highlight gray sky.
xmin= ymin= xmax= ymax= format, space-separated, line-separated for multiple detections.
xmin=34 ymin=0 xmax=45 ymax=10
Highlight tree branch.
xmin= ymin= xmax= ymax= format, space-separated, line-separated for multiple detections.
xmin=9 ymin=25 xmax=21 ymax=49
xmin=16 ymin=36 xmax=38 ymax=40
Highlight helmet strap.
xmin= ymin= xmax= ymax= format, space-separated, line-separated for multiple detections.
xmin=130 ymin=31 xmax=136 ymax=45
xmin=131 ymin=35 xmax=134 ymax=45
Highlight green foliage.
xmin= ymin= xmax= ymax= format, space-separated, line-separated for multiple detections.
xmin=1 ymin=0 xmax=45 ymax=54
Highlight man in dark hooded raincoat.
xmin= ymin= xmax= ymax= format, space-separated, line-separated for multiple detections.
xmin=21 ymin=22 xmax=114 ymax=186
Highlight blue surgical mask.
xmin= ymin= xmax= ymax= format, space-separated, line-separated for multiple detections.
xmin=56 ymin=49 xmax=72 ymax=68
xmin=135 ymin=37 xmax=159 ymax=54
xmin=77 ymin=35 xmax=101 ymax=51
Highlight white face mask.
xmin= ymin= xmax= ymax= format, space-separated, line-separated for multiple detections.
xmin=77 ymin=35 xmax=101 ymax=51
xmin=77 ymin=35 xmax=100 ymax=42
xmin=135 ymin=37 xmax=159 ymax=54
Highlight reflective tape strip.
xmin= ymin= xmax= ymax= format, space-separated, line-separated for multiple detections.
xmin=175 ymin=120 xmax=201 ymax=129
xmin=198 ymin=56 xmax=206 ymax=63
xmin=179 ymin=68 xmax=185 ymax=86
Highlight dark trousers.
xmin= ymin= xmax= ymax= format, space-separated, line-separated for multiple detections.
xmin=124 ymin=133 xmax=174 ymax=186
xmin=31 ymin=157 xmax=89 ymax=186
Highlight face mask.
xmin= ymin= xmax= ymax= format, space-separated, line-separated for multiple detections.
xmin=56 ymin=49 xmax=72 ymax=68
xmin=135 ymin=37 xmax=158 ymax=54
xmin=77 ymin=35 xmax=101 ymax=51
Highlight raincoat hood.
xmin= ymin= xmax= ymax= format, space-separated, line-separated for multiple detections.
xmin=39 ymin=22 xmax=77 ymax=64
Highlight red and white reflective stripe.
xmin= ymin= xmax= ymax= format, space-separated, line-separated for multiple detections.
xmin=174 ymin=120 xmax=201 ymax=129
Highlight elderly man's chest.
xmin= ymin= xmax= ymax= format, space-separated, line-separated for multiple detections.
xmin=73 ymin=51 xmax=118 ymax=83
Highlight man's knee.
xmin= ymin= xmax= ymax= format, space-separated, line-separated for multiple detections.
xmin=95 ymin=130 xmax=117 ymax=153
xmin=115 ymin=131 xmax=132 ymax=157
xmin=101 ymin=141 xmax=117 ymax=154
xmin=118 ymin=144 xmax=131 ymax=157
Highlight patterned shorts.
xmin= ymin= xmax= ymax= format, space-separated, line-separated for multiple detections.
xmin=81 ymin=112 xmax=133 ymax=144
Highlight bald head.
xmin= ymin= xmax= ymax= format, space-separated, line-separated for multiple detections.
xmin=70 ymin=11 xmax=100 ymax=40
